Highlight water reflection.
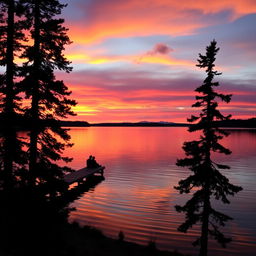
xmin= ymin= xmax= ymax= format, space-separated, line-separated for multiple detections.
xmin=67 ymin=127 xmax=256 ymax=256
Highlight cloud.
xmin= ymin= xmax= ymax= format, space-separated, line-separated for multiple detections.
xmin=65 ymin=44 xmax=192 ymax=67
xmin=56 ymin=69 xmax=256 ymax=122
xmin=67 ymin=0 xmax=256 ymax=44
xmin=147 ymin=43 xmax=173 ymax=56
xmin=133 ymin=43 xmax=192 ymax=66
xmin=59 ymin=1 xmax=256 ymax=122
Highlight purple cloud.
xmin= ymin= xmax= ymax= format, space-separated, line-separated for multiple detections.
xmin=147 ymin=43 xmax=173 ymax=56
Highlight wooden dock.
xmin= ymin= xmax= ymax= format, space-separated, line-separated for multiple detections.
xmin=64 ymin=166 xmax=105 ymax=185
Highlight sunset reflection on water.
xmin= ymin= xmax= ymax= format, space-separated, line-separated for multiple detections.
xmin=64 ymin=127 xmax=256 ymax=256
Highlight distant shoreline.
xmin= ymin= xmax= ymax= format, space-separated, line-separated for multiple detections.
xmin=60 ymin=118 xmax=256 ymax=128
xmin=1 ymin=119 xmax=255 ymax=129
xmin=90 ymin=122 xmax=188 ymax=127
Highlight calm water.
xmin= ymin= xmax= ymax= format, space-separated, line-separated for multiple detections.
xmin=64 ymin=127 xmax=256 ymax=256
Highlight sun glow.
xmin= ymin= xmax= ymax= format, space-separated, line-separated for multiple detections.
xmin=58 ymin=0 xmax=256 ymax=123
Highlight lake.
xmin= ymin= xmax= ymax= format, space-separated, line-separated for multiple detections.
xmin=64 ymin=127 xmax=256 ymax=256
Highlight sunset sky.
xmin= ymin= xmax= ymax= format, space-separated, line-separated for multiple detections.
xmin=59 ymin=0 xmax=256 ymax=123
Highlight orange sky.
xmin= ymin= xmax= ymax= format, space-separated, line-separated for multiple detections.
xmin=58 ymin=0 xmax=256 ymax=123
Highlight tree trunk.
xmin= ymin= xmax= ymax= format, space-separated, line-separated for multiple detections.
xmin=199 ymin=184 xmax=210 ymax=256
xmin=29 ymin=1 xmax=41 ymax=182
xmin=199 ymin=82 xmax=213 ymax=256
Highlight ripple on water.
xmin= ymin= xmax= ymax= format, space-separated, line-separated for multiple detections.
xmin=68 ymin=127 xmax=256 ymax=256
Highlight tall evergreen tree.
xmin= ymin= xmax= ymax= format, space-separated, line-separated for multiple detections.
xmin=0 ymin=0 xmax=28 ymax=117
xmin=0 ymin=0 xmax=28 ymax=186
xmin=175 ymin=40 xmax=242 ymax=256
xmin=20 ymin=0 xmax=76 ymax=190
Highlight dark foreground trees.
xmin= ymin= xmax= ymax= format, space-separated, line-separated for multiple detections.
xmin=175 ymin=40 xmax=242 ymax=256
xmin=19 ymin=0 xmax=77 ymax=191
xmin=0 ymin=0 xmax=76 ymax=195
xmin=0 ymin=0 xmax=28 ymax=187
xmin=0 ymin=2 xmax=75 ymax=254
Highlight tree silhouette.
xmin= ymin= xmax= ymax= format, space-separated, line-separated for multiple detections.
xmin=0 ymin=0 xmax=28 ymax=187
xmin=175 ymin=40 xmax=242 ymax=256
xmin=19 ymin=0 xmax=76 ymax=190
xmin=0 ymin=145 xmax=72 ymax=255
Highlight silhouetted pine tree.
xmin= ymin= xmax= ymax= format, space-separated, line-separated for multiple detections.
xmin=20 ymin=0 xmax=76 ymax=191
xmin=175 ymin=40 xmax=242 ymax=256
xmin=0 ymin=0 xmax=28 ymax=187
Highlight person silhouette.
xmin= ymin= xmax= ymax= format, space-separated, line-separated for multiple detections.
xmin=91 ymin=156 xmax=100 ymax=167
xmin=86 ymin=155 xmax=93 ymax=168
xmin=86 ymin=155 xmax=100 ymax=168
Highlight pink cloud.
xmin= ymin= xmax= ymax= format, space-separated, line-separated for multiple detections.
xmin=68 ymin=0 xmax=256 ymax=44
xmin=56 ymin=70 xmax=256 ymax=123
xmin=146 ymin=43 xmax=173 ymax=56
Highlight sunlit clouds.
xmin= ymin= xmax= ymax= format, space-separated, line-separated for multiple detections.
xmin=60 ymin=0 xmax=256 ymax=123
xmin=66 ymin=0 xmax=256 ymax=44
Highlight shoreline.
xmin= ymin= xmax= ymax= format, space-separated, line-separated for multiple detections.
xmin=64 ymin=221 xmax=189 ymax=256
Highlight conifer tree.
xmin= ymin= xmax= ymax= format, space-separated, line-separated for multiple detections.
xmin=175 ymin=40 xmax=242 ymax=256
xmin=20 ymin=0 xmax=76 ymax=191
xmin=0 ymin=0 xmax=28 ymax=116
xmin=0 ymin=0 xmax=28 ymax=186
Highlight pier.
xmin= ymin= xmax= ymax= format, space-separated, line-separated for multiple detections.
xmin=64 ymin=166 xmax=105 ymax=185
